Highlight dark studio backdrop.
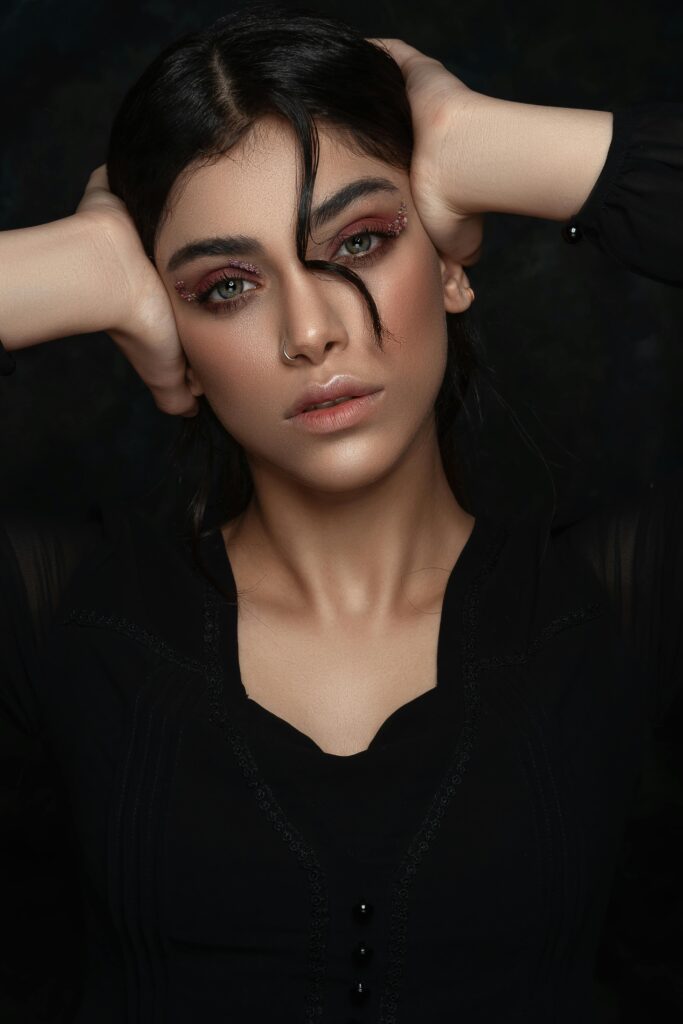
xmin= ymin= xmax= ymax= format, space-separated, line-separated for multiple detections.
xmin=1 ymin=0 xmax=682 ymax=1019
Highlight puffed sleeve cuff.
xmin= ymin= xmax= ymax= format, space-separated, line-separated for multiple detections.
xmin=563 ymin=101 xmax=683 ymax=287
xmin=0 ymin=336 xmax=17 ymax=376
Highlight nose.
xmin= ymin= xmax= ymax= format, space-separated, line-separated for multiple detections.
xmin=278 ymin=264 xmax=350 ymax=363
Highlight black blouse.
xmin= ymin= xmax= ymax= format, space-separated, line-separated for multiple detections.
xmin=1 ymin=101 xmax=682 ymax=1024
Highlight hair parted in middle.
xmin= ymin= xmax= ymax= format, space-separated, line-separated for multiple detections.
xmin=106 ymin=3 xmax=485 ymax=591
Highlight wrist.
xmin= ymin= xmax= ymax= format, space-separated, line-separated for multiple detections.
xmin=0 ymin=212 xmax=131 ymax=349
xmin=74 ymin=210 xmax=137 ymax=331
xmin=444 ymin=92 xmax=613 ymax=221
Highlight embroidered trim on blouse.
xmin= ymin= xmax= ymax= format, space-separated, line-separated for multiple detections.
xmin=65 ymin=608 xmax=205 ymax=674
xmin=477 ymin=601 xmax=603 ymax=673
xmin=377 ymin=528 xmax=507 ymax=1024
xmin=201 ymin=581 xmax=330 ymax=1024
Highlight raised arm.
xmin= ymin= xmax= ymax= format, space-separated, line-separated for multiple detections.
xmin=375 ymin=38 xmax=683 ymax=288
xmin=0 ymin=165 xmax=198 ymax=415
xmin=372 ymin=38 xmax=611 ymax=261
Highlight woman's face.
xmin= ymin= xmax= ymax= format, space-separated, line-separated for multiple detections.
xmin=155 ymin=116 xmax=470 ymax=496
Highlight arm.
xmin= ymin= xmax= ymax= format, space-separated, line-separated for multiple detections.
xmin=0 ymin=213 xmax=126 ymax=350
xmin=374 ymin=38 xmax=612 ymax=263
xmin=437 ymin=92 xmax=683 ymax=287
xmin=378 ymin=38 xmax=683 ymax=287
xmin=439 ymin=92 xmax=614 ymax=222
xmin=0 ymin=166 xmax=197 ymax=415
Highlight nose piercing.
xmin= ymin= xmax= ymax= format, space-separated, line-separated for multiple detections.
xmin=282 ymin=337 xmax=296 ymax=362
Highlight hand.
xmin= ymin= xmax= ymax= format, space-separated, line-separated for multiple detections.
xmin=370 ymin=38 xmax=485 ymax=268
xmin=76 ymin=165 xmax=198 ymax=417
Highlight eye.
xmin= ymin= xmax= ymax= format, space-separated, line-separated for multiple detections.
xmin=199 ymin=275 xmax=258 ymax=304
xmin=341 ymin=231 xmax=374 ymax=256
xmin=328 ymin=203 xmax=408 ymax=264
xmin=333 ymin=229 xmax=389 ymax=262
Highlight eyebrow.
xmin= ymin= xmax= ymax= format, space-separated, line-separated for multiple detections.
xmin=310 ymin=176 xmax=399 ymax=231
xmin=165 ymin=176 xmax=400 ymax=275
xmin=166 ymin=235 xmax=265 ymax=274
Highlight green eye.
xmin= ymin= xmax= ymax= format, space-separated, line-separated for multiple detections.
xmin=343 ymin=232 xmax=372 ymax=256
xmin=214 ymin=277 xmax=245 ymax=298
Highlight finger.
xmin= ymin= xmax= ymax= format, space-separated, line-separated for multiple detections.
xmin=434 ymin=218 xmax=484 ymax=268
xmin=367 ymin=37 xmax=429 ymax=72
xmin=143 ymin=367 xmax=200 ymax=418
xmin=142 ymin=365 xmax=199 ymax=418
xmin=84 ymin=164 xmax=110 ymax=193
xmin=153 ymin=386 xmax=199 ymax=418
xmin=108 ymin=331 xmax=199 ymax=418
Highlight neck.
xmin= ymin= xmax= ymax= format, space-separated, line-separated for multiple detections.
xmin=221 ymin=427 xmax=474 ymax=626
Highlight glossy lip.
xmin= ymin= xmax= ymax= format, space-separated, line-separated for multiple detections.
xmin=288 ymin=390 xmax=383 ymax=433
xmin=285 ymin=374 xmax=382 ymax=419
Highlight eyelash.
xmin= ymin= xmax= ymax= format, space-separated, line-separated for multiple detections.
xmin=192 ymin=224 xmax=400 ymax=317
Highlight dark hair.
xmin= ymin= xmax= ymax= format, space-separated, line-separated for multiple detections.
xmin=106 ymin=4 xmax=484 ymax=592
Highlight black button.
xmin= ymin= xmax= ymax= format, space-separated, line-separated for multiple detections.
xmin=352 ymin=900 xmax=373 ymax=923
xmin=352 ymin=941 xmax=373 ymax=966
xmin=561 ymin=222 xmax=583 ymax=244
xmin=349 ymin=980 xmax=372 ymax=1004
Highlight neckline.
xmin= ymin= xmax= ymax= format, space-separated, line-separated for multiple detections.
xmin=203 ymin=512 xmax=497 ymax=760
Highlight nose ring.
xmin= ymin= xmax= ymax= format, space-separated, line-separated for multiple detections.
xmin=281 ymin=338 xmax=297 ymax=362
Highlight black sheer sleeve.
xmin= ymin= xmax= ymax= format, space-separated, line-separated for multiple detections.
xmin=565 ymin=101 xmax=683 ymax=287
xmin=555 ymin=477 xmax=683 ymax=728
xmin=560 ymin=99 xmax=683 ymax=717
xmin=0 ymin=513 xmax=104 ymax=1021
xmin=559 ymin=101 xmax=683 ymax=1015
xmin=556 ymin=480 xmax=683 ymax=1016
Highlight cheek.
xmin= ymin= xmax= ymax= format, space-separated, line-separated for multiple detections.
xmin=180 ymin=320 xmax=274 ymax=434
xmin=375 ymin=245 xmax=448 ymax=385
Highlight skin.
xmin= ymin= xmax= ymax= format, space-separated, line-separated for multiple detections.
xmin=0 ymin=39 xmax=610 ymax=424
xmin=0 ymin=38 xmax=610 ymax=657
xmin=376 ymin=38 xmax=612 ymax=261
xmin=155 ymin=115 xmax=476 ymax=628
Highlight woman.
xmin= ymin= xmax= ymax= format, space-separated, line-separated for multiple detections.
xmin=0 ymin=7 xmax=681 ymax=1022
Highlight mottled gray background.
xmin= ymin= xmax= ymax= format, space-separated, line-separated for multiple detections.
xmin=1 ymin=0 xmax=682 ymax=1019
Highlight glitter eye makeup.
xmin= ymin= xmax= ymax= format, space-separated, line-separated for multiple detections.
xmin=386 ymin=200 xmax=408 ymax=236
xmin=174 ymin=281 xmax=199 ymax=303
xmin=333 ymin=200 xmax=408 ymax=247
xmin=173 ymin=200 xmax=408 ymax=314
xmin=174 ymin=260 xmax=261 ymax=304
xmin=331 ymin=200 xmax=408 ymax=262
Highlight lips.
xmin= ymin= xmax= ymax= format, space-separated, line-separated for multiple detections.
xmin=303 ymin=395 xmax=355 ymax=412
xmin=286 ymin=376 xmax=382 ymax=419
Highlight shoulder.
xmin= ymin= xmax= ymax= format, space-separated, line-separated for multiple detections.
xmin=50 ymin=500 xmax=211 ymax=666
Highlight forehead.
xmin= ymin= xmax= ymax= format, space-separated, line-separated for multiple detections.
xmin=155 ymin=116 xmax=406 ymax=260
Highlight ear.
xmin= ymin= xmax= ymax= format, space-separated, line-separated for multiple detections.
xmin=439 ymin=255 xmax=475 ymax=314
xmin=185 ymin=363 xmax=205 ymax=398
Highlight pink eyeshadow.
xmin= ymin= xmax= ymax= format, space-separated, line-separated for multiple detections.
xmin=386 ymin=201 xmax=408 ymax=236
xmin=174 ymin=260 xmax=261 ymax=303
